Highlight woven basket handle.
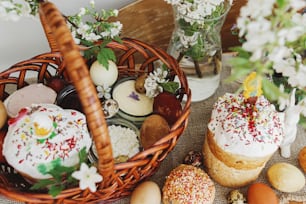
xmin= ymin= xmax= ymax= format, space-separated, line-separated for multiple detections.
xmin=39 ymin=2 xmax=115 ymax=182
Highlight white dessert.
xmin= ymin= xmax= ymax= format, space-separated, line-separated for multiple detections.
xmin=112 ymin=79 xmax=153 ymax=116
xmin=203 ymin=93 xmax=284 ymax=187
xmin=208 ymin=93 xmax=283 ymax=157
xmin=2 ymin=104 xmax=92 ymax=180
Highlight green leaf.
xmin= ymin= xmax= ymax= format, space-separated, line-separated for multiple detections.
xmin=97 ymin=47 xmax=116 ymax=69
xmin=84 ymin=46 xmax=100 ymax=60
xmin=262 ymin=78 xmax=283 ymax=102
xmin=80 ymin=39 xmax=95 ymax=47
xmin=37 ymin=158 xmax=61 ymax=175
xmin=113 ymin=36 xmax=123 ymax=44
xmin=299 ymin=115 xmax=306 ymax=129
xmin=225 ymin=67 xmax=250 ymax=83
xmin=49 ymin=184 xmax=65 ymax=197
xmin=30 ymin=179 xmax=55 ymax=190
xmin=229 ymin=57 xmax=251 ymax=68
xmin=276 ymin=0 xmax=286 ymax=8
xmin=160 ymin=82 xmax=180 ymax=94
xmin=100 ymin=39 xmax=112 ymax=48
xmin=79 ymin=147 xmax=88 ymax=164
xmin=229 ymin=46 xmax=251 ymax=59
xmin=225 ymin=57 xmax=253 ymax=82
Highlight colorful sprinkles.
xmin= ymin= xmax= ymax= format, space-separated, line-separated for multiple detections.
xmin=163 ymin=164 xmax=215 ymax=204
xmin=208 ymin=93 xmax=284 ymax=157
xmin=3 ymin=104 xmax=92 ymax=179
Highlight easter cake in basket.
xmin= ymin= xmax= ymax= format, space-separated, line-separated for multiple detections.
xmin=0 ymin=1 xmax=191 ymax=203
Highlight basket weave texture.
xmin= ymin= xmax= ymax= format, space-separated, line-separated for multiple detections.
xmin=0 ymin=2 xmax=191 ymax=203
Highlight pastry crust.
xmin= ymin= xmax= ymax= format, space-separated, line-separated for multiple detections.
xmin=203 ymin=135 xmax=265 ymax=188
xmin=206 ymin=129 xmax=271 ymax=170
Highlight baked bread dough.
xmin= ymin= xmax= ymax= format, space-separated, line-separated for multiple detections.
xmin=162 ymin=164 xmax=215 ymax=204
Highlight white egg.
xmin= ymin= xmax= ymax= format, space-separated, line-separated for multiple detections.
xmin=90 ymin=60 xmax=118 ymax=86
xmin=130 ymin=181 xmax=161 ymax=204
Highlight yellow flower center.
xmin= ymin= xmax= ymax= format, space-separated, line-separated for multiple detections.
xmin=243 ymin=72 xmax=263 ymax=99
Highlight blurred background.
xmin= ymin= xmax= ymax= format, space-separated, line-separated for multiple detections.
xmin=0 ymin=0 xmax=245 ymax=72
xmin=0 ymin=0 xmax=135 ymax=71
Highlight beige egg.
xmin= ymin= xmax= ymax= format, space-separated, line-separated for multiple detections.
xmin=267 ymin=162 xmax=305 ymax=193
xmin=0 ymin=100 xmax=7 ymax=129
xmin=130 ymin=181 xmax=161 ymax=204
xmin=90 ymin=60 xmax=118 ymax=87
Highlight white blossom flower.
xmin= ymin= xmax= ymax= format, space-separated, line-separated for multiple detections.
xmin=151 ymin=68 xmax=169 ymax=83
xmin=241 ymin=0 xmax=275 ymax=19
xmin=232 ymin=0 xmax=306 ymax=118
xmin=177 ymin=29 xmax=199 ymax=48
xmin=164 ymin=0 xmax=181 ymax=5
xmin=168 ymin=0 xmax=232 ymax=23
xmin=89 ymin=0 xmax=95 ymax=7
xmin=144 ymin=77 xmax=163 ymax=98
xmin=144 ymin=67 xmax=170 ymax=98
xmin=0 ymin=0 xmax=32 ymax=21
xmin=96 ymin=84 xmax=111 ymax=99
xmin=113 ymin=9 xmax=119 ymax=16
xmin=110 ymin=21 xmax=122 ymax=37
xmin=288 ymin=0 xmax=306 ymax=11
xmin=242 ymin=18 xmax=276 ymax=61
xmin=72 ymin=163 xmax=103 ymax=192
xmin=78 ymin=8 xmax=86 ymax=16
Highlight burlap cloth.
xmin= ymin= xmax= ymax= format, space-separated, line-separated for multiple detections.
xmin=1 ymin=54 xmax=305 ymax=203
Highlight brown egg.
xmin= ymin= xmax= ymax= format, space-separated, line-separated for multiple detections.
xmin=247 ymin=182 xmax=278 ymax=204
xmin=153 ymin=92 xmax=182 ymax=126
xmin=0 ymin=129 xmax=7 ymax=163
xmin=0 ymin=100 xmax=7 ymax=129
xmin=46 ymin=76 xmax=68 ymax=94
xmin=130 ymin=181 xmax=161 ymax=204
xmin=140 ymin=114 xmax=170 ymax=149
xmin=298 ymin=146 xmax=306 ymax=173
xmin=135 ymin=73 xmax=148 ymax=94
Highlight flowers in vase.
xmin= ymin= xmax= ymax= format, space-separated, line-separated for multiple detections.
xmin=164 ymin=0 xmax=232 ymax=62
xmin=229 ymin=0 xmax=306 ymax=126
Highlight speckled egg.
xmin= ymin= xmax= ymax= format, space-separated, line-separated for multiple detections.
xmin=90 ymin=60 xmax=118 ymax=86
xmin=267 ymin=162 xmax=305 ymax=193
xmin=227 ymin=189 xmax=246 ymax=204
xmin=130 ymin=181 xmax=161 ymax=204
xmin=247 ymin=182 xmax=278 ymax=204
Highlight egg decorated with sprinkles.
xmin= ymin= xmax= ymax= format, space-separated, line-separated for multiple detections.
xmin=162 ymin=164 xmax=215 ymax=204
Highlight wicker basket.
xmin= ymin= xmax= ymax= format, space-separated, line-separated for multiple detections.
xmin=0 ymin=2 xmax=191 ymax=203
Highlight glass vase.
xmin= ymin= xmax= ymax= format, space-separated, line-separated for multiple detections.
xmin=168 ymin=1 xmax=231 ymax=102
